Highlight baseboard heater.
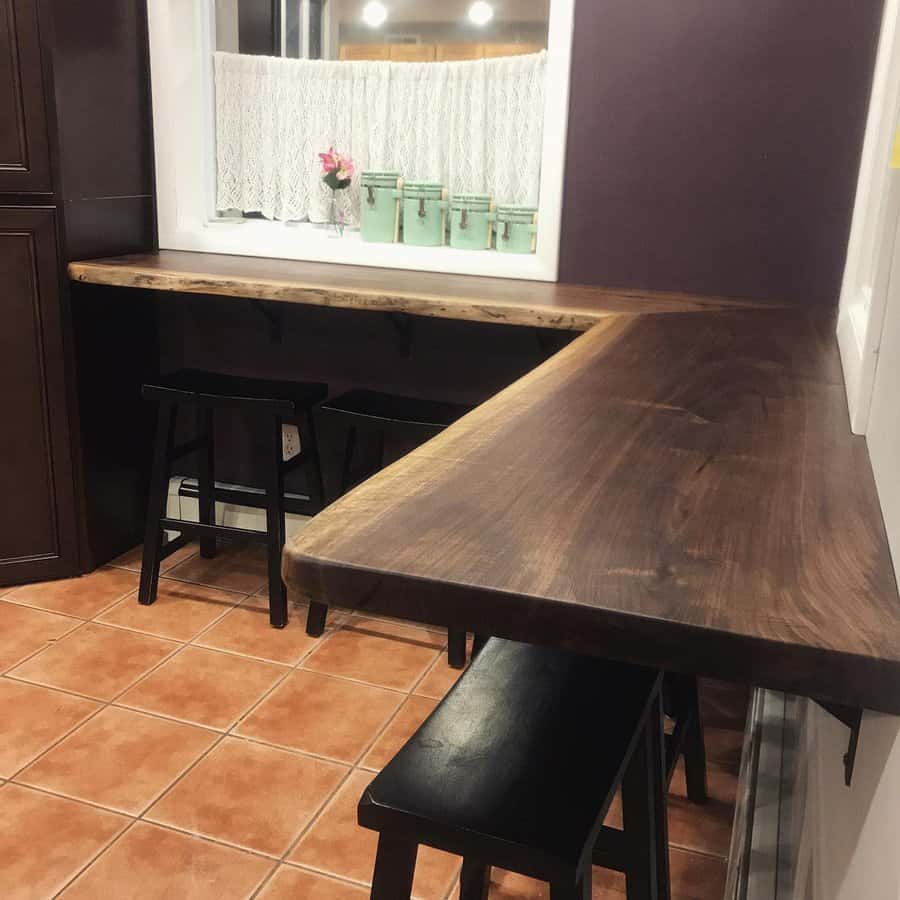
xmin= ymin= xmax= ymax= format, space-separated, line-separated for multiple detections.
xmin=726 ymin=689 xmax=803 ymax=900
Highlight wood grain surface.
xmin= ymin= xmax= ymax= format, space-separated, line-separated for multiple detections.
xmin=68 ymin=251 xmax=773 ymax=331
xmin=283 ymin=308 xmax=900 ymax=714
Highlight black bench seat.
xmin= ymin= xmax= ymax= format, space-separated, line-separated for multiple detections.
xmin=358 ymin=638 xmax=670 ymax=900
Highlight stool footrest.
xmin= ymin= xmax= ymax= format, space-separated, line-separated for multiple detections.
xmin=159 ymin=533 xmax=192 ymax=561
xmin=160 ymin=517 xmax=268 ymax=543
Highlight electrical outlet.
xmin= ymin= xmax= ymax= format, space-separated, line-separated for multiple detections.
xmin=282 ymin=424 xmax=301 ymax=461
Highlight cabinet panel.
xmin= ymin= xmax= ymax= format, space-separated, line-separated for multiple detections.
xmin=0 ymin=0 xmax=52 ymax=192
xmin=0 ymin=208 xmax=78 ymax=584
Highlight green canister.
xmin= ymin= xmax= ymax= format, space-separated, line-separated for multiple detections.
xmin=402 ymin=182 xmax=448 ymax=247
xmin=360 ymin=171 xmax=403 ymax=243
xmin=495 ymin=206 xmax=539 ymax=254
xmin=448 ymin=194 xmax=495 ymax=251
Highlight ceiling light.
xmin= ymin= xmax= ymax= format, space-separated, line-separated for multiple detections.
xmin=362 ymin=1 xmax=388 ymax=28
xmin=468 ymin=1 xmax=494 ymax=26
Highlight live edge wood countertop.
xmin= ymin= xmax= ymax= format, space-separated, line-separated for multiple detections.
xmin=69 ymin=252 xmax=900 ymax=713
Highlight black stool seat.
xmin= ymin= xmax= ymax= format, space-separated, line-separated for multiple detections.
xmin=144 ymin=369 xmax=327 ymax=415
xmin=319 ymin=389 xmax=470 ymax=429
xmin=359 ymin=638 xmax=669 ymax=899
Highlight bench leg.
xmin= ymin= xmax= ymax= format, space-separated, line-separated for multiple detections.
xmin=680 ymin=677 xmax=708 ymax=804
xmin=138 ymin=401 xmax=176 ymax=606
xmin=370 ymin=833 xmax=417 ymax=900
xmin=622 ymin=691 xmax=670 ymax=900
xmin=550 ymin=869 xmax=591 ymax=899
xmin=264 ymin=415 xmax=288 ymax=629
xmin=448 ymin=628 xmax=467 ymax=669
xmin=306 ymin=601 xmax=328 ymax=637
xmin=459 ymin=859 xmax=490 ymax=900
xmin=472 ymin=633 xmax=490 ymax=658
xmin=197 ymin=408 xmax=216 ymax=559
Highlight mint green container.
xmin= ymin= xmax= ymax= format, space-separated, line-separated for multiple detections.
xmin=495 ymin=206 xmax=539 ymax=254
xmin=402 ymin=182 xmax=448 ymax=247
xmin=448 ymin=194 xmax=495 ymax=251
xmin=360 ymin=171 xmax=402 ymax=243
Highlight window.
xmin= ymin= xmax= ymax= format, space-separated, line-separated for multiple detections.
xmin=147 ymin=0 xmax=575 ymax=280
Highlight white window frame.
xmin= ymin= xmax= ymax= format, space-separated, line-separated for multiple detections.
xmin=837 ymin=0 xmax=900 ymax=432
xmin=146 ymin=0 xmax=575 ymax=282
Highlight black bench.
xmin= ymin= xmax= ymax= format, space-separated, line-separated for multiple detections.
xmin=358 ymin=638 xmax=670 ymax=899
xmin=140 ymin=369 xmax=327 ymax=628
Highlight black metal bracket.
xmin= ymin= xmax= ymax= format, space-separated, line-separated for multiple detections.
xmin=814 ymin=699 xmax=863 ymax=786
xmin=251 ymin=300 xmax=283 ymax=343
xmin=387 ymin=311 xmax=414 ymax=358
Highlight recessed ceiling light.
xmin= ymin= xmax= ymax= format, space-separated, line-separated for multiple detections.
xmin=468 ymin=1 xmax=494 ymax=27
xmin=362 ymin=1 xmax=388 ymax=28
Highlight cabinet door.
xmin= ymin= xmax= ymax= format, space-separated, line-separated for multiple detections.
xmin=0 ymin=207 xmax=79 ymax=585
xmin=0 ymin=0 xmax=52 ymax=193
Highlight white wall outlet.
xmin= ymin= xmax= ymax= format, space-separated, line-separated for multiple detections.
xmin=282 ymin=424 xmax=301 ymax=461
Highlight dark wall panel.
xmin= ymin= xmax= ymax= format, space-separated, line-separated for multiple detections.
xmin=559 ymin=0 xmax=884 ymax=306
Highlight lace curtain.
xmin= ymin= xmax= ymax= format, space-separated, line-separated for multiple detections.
xmin=214 ymin=50 xmax=546 ymax=224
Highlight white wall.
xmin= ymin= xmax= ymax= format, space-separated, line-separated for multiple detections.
xmin=799 ymin=245 xmax=900 ymax=900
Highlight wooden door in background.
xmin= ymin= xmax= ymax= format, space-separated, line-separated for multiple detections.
xmin=0 ymin=0 xmax=52 ymax=193
xmin=0 ymin=207 xmax=79 ymax=585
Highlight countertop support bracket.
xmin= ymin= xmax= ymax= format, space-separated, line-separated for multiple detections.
xmin=814 ymin=700 xmax=863 ymax=786
xmin=251 ymin=300 xmax=283 ymax=343
xmin=386 ymin=312 xmax=414 ymax=357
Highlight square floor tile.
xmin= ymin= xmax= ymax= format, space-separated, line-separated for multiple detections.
xmin=167 ymin=543 xmax=268 ymax=594
xmin=9 ymin=623 xmax=179 ymax=700
xmin=109 ymin=542 xmax=199 ymax=574
xmin=16 ymin=706 xmax=219 ymax=815
xmin=665 ymin=761 xmax=737 ymax=858
xmin=360 ymin=695 xmax=439 ymax=771
xmin=413 ymin=656 xmax=466 ymax=700
xmin=289 ymin=770 xmax=460 ymax=899
xmin=5 ymin=568 xmax=140 ymax=619
xmin=235 ymin=670 xmax=403 ymax=763
xmin=0 ymin=601 xmax=80 ymax=673
xmin=0 ymin=678 xmax=101 ymax=777
xmin=59 ymin=822 xmax=274 ymax=900
xmin=97 ymin=580 xmax=241 ymax=642
xmin=195 ymin=601 xmax=329 ymax=666
xmin=0 ymin=783 xmax=128 ymax=900
xmin=117 ymin=646 xmax=286 ymax=730
xmin=258 ymin=866 xmax=368 ymax=899
xmin=588 ymin=846 xmax=728 ymax=899
xmin=147 ymin=737 xmax=347 ymax=857
xmin=302 ymin=621 xmax=443 ymax=692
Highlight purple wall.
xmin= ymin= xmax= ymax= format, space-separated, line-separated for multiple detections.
xmin=559 ymin=0 xmax=884 ymax=305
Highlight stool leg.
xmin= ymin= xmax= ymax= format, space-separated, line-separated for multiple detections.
xmin=197 ymin=408 xmax=216 ymax=559
xmin=550 ymin=870 xmax=591 ymax=900
xmin=298 ymin=409 xmax=326 ymax=514
xmin=447 ymin=628 xmax=467 ymax=669
xmin=681 ymin=677 xmax=708 ymax=804
xmin=306 ymin=601 xmax=328 ymax=638
xmin=622 ymin=690 xmax=670 ymax=900
xmin=340 ymin=425 xmax=358 ymax=496
xmin=299 ymin=409 xmax=330 ymax=637
xmin=263 ymin=415 xmax=288 ymax=629
xmin=370 ymin=834 xmax=417 ymax=900
xmin=459 ymin=859 xmax=490 ymax=900
xmin=138 ymin=401 xmax=177 ymax=606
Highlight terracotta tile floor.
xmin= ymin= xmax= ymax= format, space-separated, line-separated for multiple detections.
xmin=0 ymin=541 xmax=745 ymax=899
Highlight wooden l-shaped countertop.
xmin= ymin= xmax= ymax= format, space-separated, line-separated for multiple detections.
xmin=70 ymin=252 xmax=900 ymax=714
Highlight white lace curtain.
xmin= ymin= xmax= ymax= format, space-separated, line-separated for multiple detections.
xmin=214 ymin=50 xmax=546 ymax=223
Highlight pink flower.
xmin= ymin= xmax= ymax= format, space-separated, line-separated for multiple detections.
xmin=319 ymin=148 xmax=354 ymax=181
xmin=318 ymin=147 xmax=339 ymax=174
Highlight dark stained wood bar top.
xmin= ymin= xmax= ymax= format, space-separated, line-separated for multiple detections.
xmin=284 ymin=307 xmax=900 ymax=715
xmin=68 ymin=251 xmax=772 ymax=331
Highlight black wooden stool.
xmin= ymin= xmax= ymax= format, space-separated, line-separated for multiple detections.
xmin=138 ymin=370 xmax=327 ymax=628
xmin=306 ymin=389 xmax=473 ymax=667
xmin=359 ymin=638 xmax=670 ymax=900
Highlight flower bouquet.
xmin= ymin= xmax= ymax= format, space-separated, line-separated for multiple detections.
xmin=318 ymin=147 xmax=354 ymax=236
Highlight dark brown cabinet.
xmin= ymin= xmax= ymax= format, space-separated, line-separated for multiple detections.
xmin=0 ymin=207 xmax=78 ymax=583
xmin=0 ymin=0 xmax=156 ymax=586
xmin=0 ymin=0 xmax=52 ymax=193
